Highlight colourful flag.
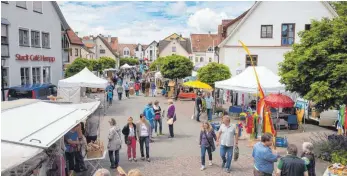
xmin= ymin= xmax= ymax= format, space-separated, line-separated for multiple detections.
xmin=239 ymin=40 xmax=275 ymax=136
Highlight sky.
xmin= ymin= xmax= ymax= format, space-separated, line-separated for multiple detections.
xmin=58 ymin=1 xmax=255 ymax=44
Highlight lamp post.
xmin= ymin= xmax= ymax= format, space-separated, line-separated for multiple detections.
xmin=1 ymin=58 xmax=6 ymax=101
xmin=214 ymin=46 xmax=220 ymax=63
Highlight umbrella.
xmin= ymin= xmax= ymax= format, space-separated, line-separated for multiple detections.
xmin=264 ymin=93 xmax=294 ymax=132
xmin=264 ymin=93 xmax=294 ymax=108
xmin=183 ymin=80 xmax=213 ymax=90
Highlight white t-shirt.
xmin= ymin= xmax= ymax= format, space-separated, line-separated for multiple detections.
xmin=218 ymin=123 xmax=236 ymax=147
xmin=140 ymin=124 xmax=149 ymax=137
xmin=129 ymin=126 xmax=135 ymax=137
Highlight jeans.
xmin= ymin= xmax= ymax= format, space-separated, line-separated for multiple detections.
xmin=127 ymin=136 xmax=136 ymax=159
xmin=207 ymin=109 xmax=212 ymax=121
xmin=155 ymin=118 xmax=162 ymax=134
xmin=196 ymin=108 xmax=201 ymax=121
xmin=139 ymin=136 xmax=150 ymax=158
xmin=169 ymin=124 xmax=174 ymax=137
xmin=149 ymin=120 xmax=155 ymax=137
xmin=151 ymin=89 xmax=155 ymax=97
xmin=108 ymin=98 xmax=112 ymax=106
xmin=201 ymin=145 xmax=212 ymax=166
xmin=108 ymin=150 xmax=120 ymax=168
xmin=253 ymin=168 xmax=273 ymax=176
xmin=118 ymin=93 xmax=122 ymax=100
xmin=220 ymin=145 xmax=234 ymax=170
xmin=125 ymin=90 xmax=129 ymax=98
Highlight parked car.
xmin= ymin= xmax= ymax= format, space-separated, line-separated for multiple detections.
xmin=7 ymin=84 xmax=57 ymax=101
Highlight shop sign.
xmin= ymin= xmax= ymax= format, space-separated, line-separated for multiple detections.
xmin=15 ymin=54 xmax=55 ymax=62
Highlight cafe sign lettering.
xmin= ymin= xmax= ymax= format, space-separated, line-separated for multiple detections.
xmin=15 ymin=54 xmax=55 ymax=62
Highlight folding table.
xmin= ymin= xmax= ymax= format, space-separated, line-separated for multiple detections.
xmin=84 ymin=151 xmax=107 ymax=176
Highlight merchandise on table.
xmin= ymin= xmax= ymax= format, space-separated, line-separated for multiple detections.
xmin=327 ymin=163 xmax=347 ymax=176
xmin=86 ymin=140 xmax=104 ymax=159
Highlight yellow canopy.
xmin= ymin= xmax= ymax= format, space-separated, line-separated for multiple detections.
xmin=183 ymin=80 xmax=213 ymax=90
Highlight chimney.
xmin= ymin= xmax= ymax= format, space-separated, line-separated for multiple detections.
xmin=108 ymin=35 xmax=111 ymax=43
xmin=208 ymin=31 xmax=211 ymax=35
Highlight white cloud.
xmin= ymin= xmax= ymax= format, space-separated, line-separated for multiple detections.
xmin=187 ymin=8 xmax=228 ymax=33
xmin=165 ymin=2 xmax=187 ymax=16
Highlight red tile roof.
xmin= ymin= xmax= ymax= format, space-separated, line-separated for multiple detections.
xmin=190 ymin=34 xmax=221 ymax=52
xmin=84 ymin=43 xmax=95 ymax=48
xmin=117 ymin=44 xmax=137 ymax=56
xmin=223 ymin=9 xmax=249 ymax=31
xmin=66 ymin=29 xmax=83 ymax=45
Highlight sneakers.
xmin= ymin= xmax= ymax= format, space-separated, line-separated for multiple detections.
xmin=141 ymin=157 xmax=145 ymax=161
xmin=159 ymin=132 xmax=164 ymax=135
xmin=146 ymin=158 xmax=151 ymax=162
xmin=224 ymin=168 xmax=231 ymax=173
xmin=128 ymin=158 xmax=133 ymax=162
xmin=200 ymin=165 xmax=205 ymax=171
xmin=133 ymin=158 xmax=137 ymax=162
xmin=221 ymin=161 xmax=226 ymax=168
xmin=208 ymin=161 xmax=213 ymax=166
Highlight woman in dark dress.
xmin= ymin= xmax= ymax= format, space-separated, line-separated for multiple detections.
xmin=301 ymin=142 xmax=316 ymax=176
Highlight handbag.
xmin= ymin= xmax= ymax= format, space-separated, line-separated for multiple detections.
xmin=125 ymin=136 xmax=132 ymax=145
xmin=167 ymin=118 xmax=174 ymax=125
xmin=204 ymin=131 xmax=216 ymax=152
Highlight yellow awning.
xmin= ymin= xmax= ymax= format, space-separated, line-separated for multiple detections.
xmin=183 ymin=81 xmax=213 ymax=90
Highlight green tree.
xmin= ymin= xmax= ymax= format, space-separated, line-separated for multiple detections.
xmin=149 ymin=57 xmax=165 ymax=71
xmin=65 ymin=58 xmax=92 ymax=77
xmin=160 ymin=55 xmax=193 ymax=79
xmin=278 ymin=13 xmax=347 ymax=111
xmin=98 ymin=57 xmax=116 ymax=70
xmin=197 ymin=62 xmax=231 ymax=87
xmin=330 ymin=1 xmax=347 ymax=16
xmin=120 ymin=57 xmax=139 ymax=66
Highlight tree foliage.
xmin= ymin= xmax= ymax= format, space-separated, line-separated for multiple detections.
xmin=160 ymin=55 xmax=193 ymax=79
xmin=120 ymin=57 xmax=139 ymax=66
xmin=65 ymin=57 xmax=116 ymax=78
xmin=149 ymin=57 xmax=165 ymax=71
xmin=278 ymin=10 xmax=347 ymax=111
xmin=197 ymin=62 xmax=231 ymax=87
xmin=330 ymin=1 xmax=347 ymax=16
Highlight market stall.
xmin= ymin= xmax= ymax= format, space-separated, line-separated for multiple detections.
xmin=180 ymin=80 xmax=212 ymax=100
xmin=1 ymin=99 xmax=100 ymax=176
xmin=120 ymin=63 xmax=134 ymax=70
xmin=58 ymin=67 xmax=108 ymax=103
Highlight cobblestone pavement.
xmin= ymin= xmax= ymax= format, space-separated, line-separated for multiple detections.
xmin=92 ymin=93 xmax=333 ymax=176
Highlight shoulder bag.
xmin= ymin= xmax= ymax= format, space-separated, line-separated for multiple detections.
xmin=204 ymin=131 xmax=216 ymax=152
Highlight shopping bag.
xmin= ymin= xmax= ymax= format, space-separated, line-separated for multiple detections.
xmin=234 ymin=146 xmax=239 ymax=161
xmin=167 ymin=118 xmax=174 ymax=125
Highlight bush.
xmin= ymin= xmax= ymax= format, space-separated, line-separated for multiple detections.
xmin=310 ymin=133 xmax=347 ymax=163
xmin=120 ymin=58 xmax=139 ymax=66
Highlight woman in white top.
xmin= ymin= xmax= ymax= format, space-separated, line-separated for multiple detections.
xmin=122 ymin=117 xmax=137 ymax=162
xmin=136 ymin=114 xmax=151 ymax=162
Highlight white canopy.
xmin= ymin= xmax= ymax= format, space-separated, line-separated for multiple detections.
xmin=155 ymin=72 xmax=162 ymax=79
xmin=58 ymin=67 xmax=108 ymax=88
xmin=120 ymin=64 xmax=133 ymax=69
xmin=1 ymin=99 xmax=100 ymax=172
xmin=215 ymin=66 xmax=285 ymax=93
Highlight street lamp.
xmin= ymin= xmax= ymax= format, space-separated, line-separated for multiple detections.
xmin=1 ymin=58 xmax=6 ymax=101
xmin=214 ymin=46 xmax=220 ymax=63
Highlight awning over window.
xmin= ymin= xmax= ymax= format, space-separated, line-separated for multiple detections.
xmin=1 ymin=18 xmax=10 ymax=25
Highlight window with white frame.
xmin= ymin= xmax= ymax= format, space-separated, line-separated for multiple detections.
xmin=1 ymin=24 xmax=9 ymax=57
xmin=75 ymin=48 xmax=78 ymax=56
xmin=32 ymin=67 xmax=41 ymax=84
xmin=31 ymin=30 xmax=40 ymax=47
xmin=195 ymin=57 xmax=198 ymax=62
xmin=16 ymin=1 xmax=27 ymax=8
xmin=245 ymin=55 xmax=258 ymax=68
xmin=207 ymin=46 xmax=213 ymax=52
xmin=100 ymin=49 xmax=105 ymax=54
xmin=200 ymin=57 xmax=204 ymax=62
xmin=33 ymin=1 xmax=42 ymax=13
xmin=123 ymin=48 xmax=130 ymax=56
xmin=42 ymin=32 xmax=50 ymax=48
xmin=20 ymin=67 xmax=30 ymax=85
xmin=19 ymin=28 xmax=29 ymax=46
xmin=43 ymin=67 xmax=51 ymax=83
xmin=2 ymin=67 xmax=9 ymax=88
xmin=209 ymin=57 xmax=212 ymax=62
xmin=172 ymin=46 xmax=176 ymax=52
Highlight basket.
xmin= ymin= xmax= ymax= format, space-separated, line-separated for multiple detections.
xmin=87 ymin=149 xmax=103 ymax=158
xmin=86 ymin=140 xmax=104 ymax=159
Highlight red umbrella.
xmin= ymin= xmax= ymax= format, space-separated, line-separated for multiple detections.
xmin=264 ymin=93 xmax=294 ymax=108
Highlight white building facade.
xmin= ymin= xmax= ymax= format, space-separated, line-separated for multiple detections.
xmin=144 ymin=41 xmax=158 ymax=61
xmin=1 ymin=1 xmax=67 ymax=88
xmin=218 ymin=1 xmax=337 ymax=76
xmin=134 ymin=44 xmax=144 ymax=60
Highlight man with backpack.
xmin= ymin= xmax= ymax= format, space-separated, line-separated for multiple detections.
xmin=143 ymin=102 xmax=155 ymax=142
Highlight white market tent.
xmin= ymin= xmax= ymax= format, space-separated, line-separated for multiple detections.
xmin=215 ymin=66 xmax=285 ymax=93
xmin=1 ymin=99 xmax=100 ymax=172
xmin=58 ymin=67 xmax=108 ymax=103
xmin=155 ymin=71 xmax=162 ymax=79
xmin=120 ymin=63 xmax=133 ymax=69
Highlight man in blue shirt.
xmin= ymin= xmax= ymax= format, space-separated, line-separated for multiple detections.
xmin=252 ymin=133 xmax=280 ymax=176
xmin=205 ymin=92 xmax=214 ymax=121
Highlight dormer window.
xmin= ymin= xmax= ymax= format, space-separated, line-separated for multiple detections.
xmin=207 ymin=46 xmax=213 ymax=52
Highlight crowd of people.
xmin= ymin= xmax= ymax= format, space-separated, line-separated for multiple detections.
xmin=104 ymin=98 xmax=176 ymax=170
